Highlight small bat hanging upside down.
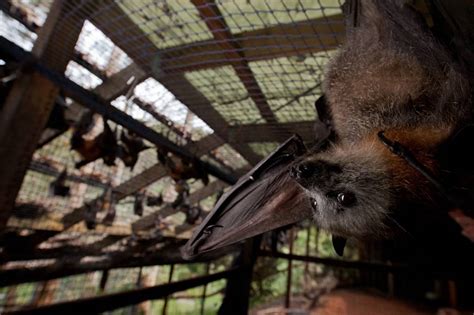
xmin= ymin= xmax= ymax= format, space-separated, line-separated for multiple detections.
xmin=184 ymin=0 xmax=474 ymax=259
xmin=157 ymin=147 xmax=209 ymax=208
xmin=71 ymin=111 xmax=118 ymax=169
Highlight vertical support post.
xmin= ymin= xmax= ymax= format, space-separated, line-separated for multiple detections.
xmin=29 ymin=280 xmax=59 ymax=306
xmin=99 ymin=269 xmax=110 ymax=292
xmin=218 ymin=237 xmax=261 ymax=315
xmin=304 ymin=227 xmax=311 ymax=274
xmin=285 ymin=228 xmax=294 ymax=309
xmin=314 ymin=228 xmax=320 ymax=255
xmin=200 ymin=263 xmax=211 ymax=315
xmin=162 ymin=264 xmax=174 ymax=315
xmin=129 ymin=267 xmax=143 ymax=315
xmin=0 ymin=0 xmax=87 ymax=229
xmin=4 ymin=286 xmax=17 ymax=312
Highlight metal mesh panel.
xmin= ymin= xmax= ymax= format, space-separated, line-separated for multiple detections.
xmin=0 ymin=0 xmax=347 ymax=312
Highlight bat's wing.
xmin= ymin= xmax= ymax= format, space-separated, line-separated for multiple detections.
xmin=182 ymin=135 xmax=312 ymax=259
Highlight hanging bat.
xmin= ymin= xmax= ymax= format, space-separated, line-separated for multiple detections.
xmin=45 ymin=94 xmax=69 ymax=132
xmin=48 ymin=168 xmax=70 ymax=197
xmin=118 ymin=131 xmax=150 ymax=169
xmin=84 ymin=187 xmax=116 ymax=228
xmin=134 ymin=192 xmax=146 ymax=216
xmin=13 ymin=203 xmax=47 ymax=219
xmin=84 ymin=202 xmax=98 ymax=230
xmin=71 ymin=116 xmax=118 ymax=168
xmin=171 ymin=180 xmax=190 ymax=209
xmin=289 ymin=0 xmax=473 ymax=249
xmin=157 ymin=148 xmax=209 ymax=185
xmin=184 ymin=205 xmax=202 ymax=225
xmin=101 ymin=187 xmax=117 ymax=226
xmin=146 ymin=194 xmax=163 ymax=207
xmin=184 ymin=0 xmax=474 ymax=259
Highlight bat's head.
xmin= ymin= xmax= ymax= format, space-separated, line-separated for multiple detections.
xmin=291 ymin=140 xmax=394 ymax=240
xmin=290 ymin=127 xmax=461 ymax=240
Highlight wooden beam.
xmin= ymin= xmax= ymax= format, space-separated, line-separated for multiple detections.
xmin=95 ymin=62 xmax=147 ymax=102
xmin=4 ymin=268 xmax=239 ymax=315
xmin=89 ymin=1 xmax=261 ymax=165
xmin=0 ymin=241 xmax=240 ymax=287
xmin=160 ymin=14 xmax=344 ymax=73
xmin=0 ymin=234 xmax=123 ymax=262
xmin=72 ymin=51 xmax=108 ymax=81
xmin=159 ymin=72 xmax=262 ymax=165
xmin=192 ymin=0 xmax=278 ymax=124
xmin=132 ymin=180 xmax=227 ymax=232
xmin=0 ymin=36 xmax=239 ymax=185
xmin=258 ymin=251 xmax=464 ymax=278
xmin=218 ymin=238 xmax=260 ymax=314
xmin=0 ymin=1 xmax=86 ymax=229
xmin=61 ymin=133 xmax=224 ymax=228
xmin=0 ymin=229 xmax=57 ymax=258
xmin=226 ymin=121 xmax=315 ymax=143
xmin=37 ymin=61 xmax=147 ymax=149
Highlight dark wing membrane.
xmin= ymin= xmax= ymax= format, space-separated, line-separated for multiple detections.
xmin=182 ymin=135 xmax=312 ymax=259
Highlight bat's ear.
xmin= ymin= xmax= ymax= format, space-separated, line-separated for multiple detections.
xmin=314 ymin=95 xmax=336 ymax=147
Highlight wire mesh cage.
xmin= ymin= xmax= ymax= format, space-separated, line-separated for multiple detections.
xmin=0 ymin=0 xmax=352 ymax=313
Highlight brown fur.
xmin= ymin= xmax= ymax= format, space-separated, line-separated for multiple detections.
xmin=293 ymin=0 xmax=473 ymax=239
xmin=325 ymin=0 xmax=471 ymax=143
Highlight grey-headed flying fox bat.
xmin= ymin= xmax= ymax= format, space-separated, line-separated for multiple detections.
xmin=183 ymin=0 xmax=474 ymax=259
xmin=71 ymin=112 xmax=118 ymax=168
xmin=118 ymin=131 xmax=150 ymax=170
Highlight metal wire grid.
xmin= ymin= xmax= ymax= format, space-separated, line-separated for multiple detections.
xmin=0 ymin=1 xmax=349 ymax=312
xmin=46 ymin=0 xmax=344 ymax=145
xmin=0 ymin=260 xmax=231 ymax=313
xmin=1 ymin=4 xmax=234 ymax=233
xmin=1 ymin=0 xmax=345 ymax=158
xmin=0 ymin=0 xmax=52 ymax=50
xmin=0 ymin=0 xmax=345 ymax=243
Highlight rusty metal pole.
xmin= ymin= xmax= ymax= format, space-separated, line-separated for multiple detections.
xmin=284 ymin=228 xmax=294 ymax=309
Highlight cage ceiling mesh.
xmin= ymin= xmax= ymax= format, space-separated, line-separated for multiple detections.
xmin=0 ymin=0 xmax=346 ymax=311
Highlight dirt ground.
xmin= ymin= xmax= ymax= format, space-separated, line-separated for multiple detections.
xmin=250 ymin=289 xmax=468 ymax=315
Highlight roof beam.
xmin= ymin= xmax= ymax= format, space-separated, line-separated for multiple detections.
xmin=95 ymin=62 xmax=147 ymax=102
xmin=6 ymin=178 xmax=226 ymax=262
xmin=4 ymin=268 xmax=239 ymax=315
xmin=0 ymin=240 xmax=239 ymax=287
xmin=226 ymin=121 xmax=316 ymax=143
xmin=191 ymin=0 xmax=278 ymax=124
xmin=0 ymin=234 xmax=123 ymax=262
xmin=61 ymin=133 xmax=224 ymax=228
xmin=0 ymin=37 xmax=237 ymax=184
xmin=89 ymin=1 xmax=261 ymax=165
xmin=132 ymin=179 xmax=227 ymax=232
xmin=159 ymin=14 xmax=344 ymax=73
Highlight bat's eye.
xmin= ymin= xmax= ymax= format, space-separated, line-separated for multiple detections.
xmin=337 ymin=192 xmax=356 ymax=207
